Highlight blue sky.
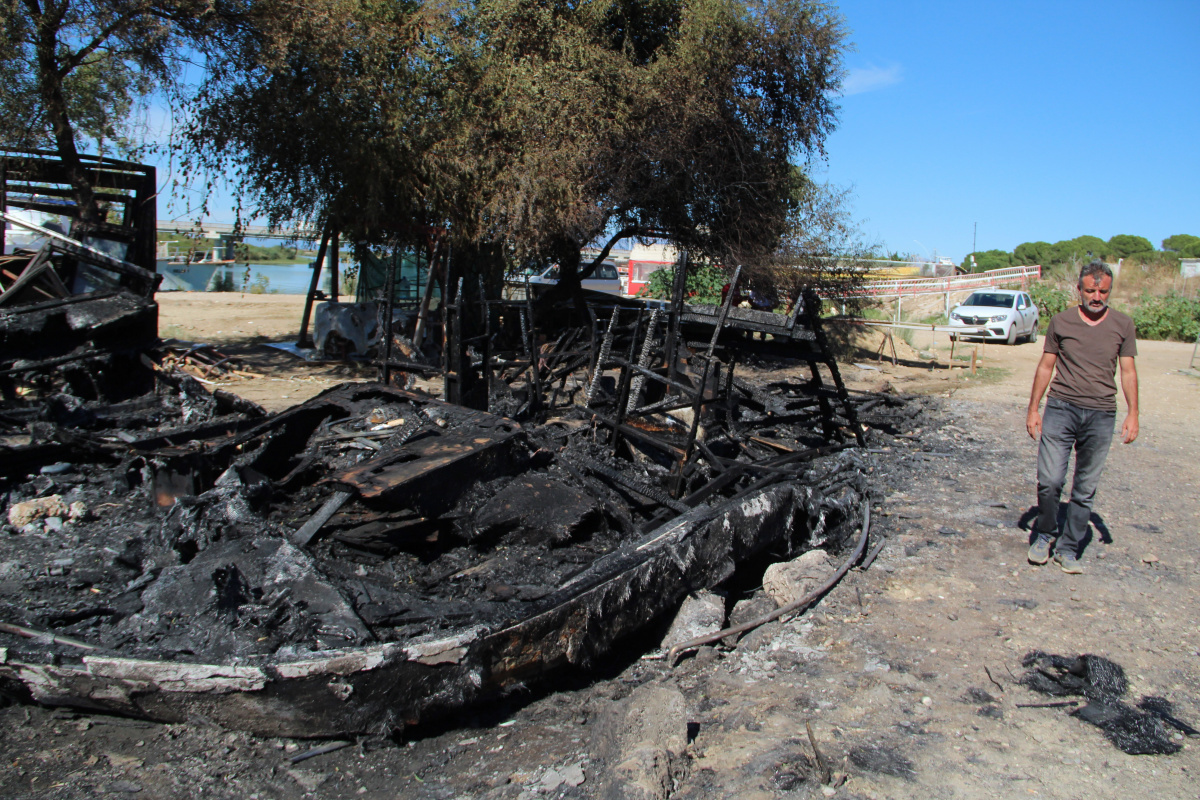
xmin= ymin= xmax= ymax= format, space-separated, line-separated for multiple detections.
xmin=816 ymin=0 xmax=1200 ymax=263
xmin=152 ymin=0 xmax=1199 ymax=263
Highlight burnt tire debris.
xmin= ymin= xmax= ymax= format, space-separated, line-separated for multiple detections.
xmin=1 ymin=249 xmax=926 ymax=737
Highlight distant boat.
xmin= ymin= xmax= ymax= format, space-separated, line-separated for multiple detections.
xmin=155 ymin=243 xmax=234 ymax=291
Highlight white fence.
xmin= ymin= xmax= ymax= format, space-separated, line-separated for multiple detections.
xmin=823 ymin=265 xmax=1042 ymax=300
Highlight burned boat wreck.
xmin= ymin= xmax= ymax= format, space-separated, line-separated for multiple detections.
xmin=0 ymin=256 xmax=902 ymax=738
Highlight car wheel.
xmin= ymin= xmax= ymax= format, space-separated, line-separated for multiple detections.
xmin=1029 ymin=323 xmax=1038 ymax=343
xmin=1006 ymin=324 xmax=1017 ymax=345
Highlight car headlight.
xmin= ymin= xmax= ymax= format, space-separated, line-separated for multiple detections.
xmin=950 ymin=312 xmax=962 ymax=321
xmin=989 ymin=313 xmax=1008 ymax=322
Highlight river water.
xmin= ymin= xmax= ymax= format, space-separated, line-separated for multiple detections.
xmin=210 ymin=263 xmax=345 ymax=295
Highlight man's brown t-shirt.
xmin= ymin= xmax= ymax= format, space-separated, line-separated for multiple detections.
xmin=1044 ymin=307 xmax=1137 ymax=411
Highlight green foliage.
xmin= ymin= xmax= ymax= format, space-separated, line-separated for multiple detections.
xmin=246 ymin=274 xmax=272 ymax=295
xmin=234 ymin=242 xmax=302 ymax=263
xmin=1107 ymin=234 xmax=1154 ymax=259
xmin=1051 ymin=235 xmax=1110 ymax=265
xmin=1131 ymin=292 xmax=1200 ymax=342
xmin=1029 ymin=281 xmax=1072 ymax=330
xmin=1013 ymin=241 xmax=1053 ymax=266
xmin=210 ymin=271 xmax=236 ymax=292
xmin=1162 ymin=234 xmax=1200 ymax=258
xmin=962 ymin=249 xmax=1011 ymax=272
xmin=641 ymin=262 xmax=730 ymax=305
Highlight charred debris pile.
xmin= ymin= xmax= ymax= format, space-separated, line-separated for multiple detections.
xmin=0 ymin=256 xmax=928 ymax=736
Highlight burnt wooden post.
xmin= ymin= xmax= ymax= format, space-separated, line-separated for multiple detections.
xmin=297 ymin=222 xmax=332 ymax=348
xmin=524 ymin=287 xmax=543 ymax=413
xmin=705 ymin=265 xmax=741 ymax=359
xmin=802 ymin=287 xmax=866 ymax=447
xmin=665 ymin=248 xmax=688 ymax=383
xmin=609 ymin=310 xmax=643 ymax=456
xmin=380 ymin=246 xmax=398 ymax=386
xmin=329 ymin=228 xmax=340 ymax=303
xmin=413 ymin=244 xmax=441 ymax=347
xmin=445 ymin=277 xmax=464 ymax=404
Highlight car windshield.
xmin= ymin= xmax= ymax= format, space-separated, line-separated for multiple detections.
xmin=964 ymin=292 xmax=1015 ymax=308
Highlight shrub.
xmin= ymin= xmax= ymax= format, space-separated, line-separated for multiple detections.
xmin=1029 ymin=281 xmax=1072 ymax=330
xmin=1131 ymin=291 xmax=1200 ymax=342
xmin=641 ymin=262 xmax=729 ymax=305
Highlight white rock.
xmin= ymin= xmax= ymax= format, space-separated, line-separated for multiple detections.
xmin=8 ymin=495 xmax=68 ymax=529
xmin=763 ymin=549 xmax=834 ymax=607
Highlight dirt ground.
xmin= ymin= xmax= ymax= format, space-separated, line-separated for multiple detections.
xmin=2 ymin=294 xmax=1198 ymax=799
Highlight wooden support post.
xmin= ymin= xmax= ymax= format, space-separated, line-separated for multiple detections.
xmin=297 ymin=222 xmax=332 ymax=348
xmin=665 ymin=249 xmax=688 ymax=383
xmin=380 ymin=244 xmax=397 ymax=385
xmin=706 ymin=265 xmax=741 ymax=359
xmin=329 ymin=228 xmax=340 ymax=303
xmin=413 ymin=245 xmax=441 ymax=347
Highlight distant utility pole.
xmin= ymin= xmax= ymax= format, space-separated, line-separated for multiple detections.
xmin=973 ymin=222 xmax=977 ymax=256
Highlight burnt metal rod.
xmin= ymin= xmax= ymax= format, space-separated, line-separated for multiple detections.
xmin=289 ymin=740 xmax=353 ymax=764
xmin=0 ymin=621 xmax=103 ymax=651
xmin=668 ymin=500 xmax=871 ymax=663
xmin=858 ymin=535 xmax=888 ymax=570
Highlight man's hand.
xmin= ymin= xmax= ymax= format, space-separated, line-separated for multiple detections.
xmin=1026 ymin=408 xmax=1042 ymax=440
xmin=1121 ymin=414 xmax=1139 ymax=444
xmin=1026 ymin=352 xmax=1057 ymax=441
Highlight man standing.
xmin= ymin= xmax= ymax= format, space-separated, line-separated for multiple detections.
xmin=1025 ymin=262 xmax=1138 ymax=573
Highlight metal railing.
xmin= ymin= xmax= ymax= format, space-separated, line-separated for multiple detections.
xmin=824 ymin=265 xmax=1042 ymax=299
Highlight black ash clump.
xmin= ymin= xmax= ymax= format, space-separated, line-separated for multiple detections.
xmin=1020 ymin=651 xmax=1185 ymax=755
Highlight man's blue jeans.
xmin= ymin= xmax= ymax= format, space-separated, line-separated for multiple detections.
xmin=1036 ymin=397 xmax=1115 ymax=557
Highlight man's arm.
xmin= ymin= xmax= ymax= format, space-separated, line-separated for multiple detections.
xmin=1026 ymin=352 xmax=1058 ymax=439
xmin=1119 ymin=355 xmax=1138 ymax=443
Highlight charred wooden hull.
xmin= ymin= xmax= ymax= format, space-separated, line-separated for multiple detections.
xmin=0 ymin=476 xmax=860 ymax=738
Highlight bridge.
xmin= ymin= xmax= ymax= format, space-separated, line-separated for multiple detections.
xmin=157 ymin=220 xmax=322 ymax=240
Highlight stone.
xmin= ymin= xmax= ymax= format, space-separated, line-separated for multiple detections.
xmin=659 ymin=590 xmax=725 ymax=651
xmin=8 ymin=495 xmax=68 ymax=528
xmin=763 ymin=549 xmax=834 ymax=607
xmin=592 ymin=682 xmax=688 ymax=800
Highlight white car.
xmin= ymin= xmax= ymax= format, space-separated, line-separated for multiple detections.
xmin=948 ymin=289 xmax=1039 ymax=345
xmin=526 ymin=261 xmax=625 ymax=296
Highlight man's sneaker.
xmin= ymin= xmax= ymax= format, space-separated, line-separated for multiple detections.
xmin=1055 ymin=553 xmax=1083 ymax=574
xmin=1027 ymin=534 xmax=1054 ymax=565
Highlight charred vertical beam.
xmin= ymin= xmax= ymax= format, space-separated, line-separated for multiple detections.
xmin=665 ymin=249 xmax=689 ymax=383
xmin=803 ymin=287 xmax=866 ymax=447
xmin=329 ymin=228 xmax=340 ymax=304
xmin=587 ymin=308 xmax=619 ymax=407
xmin=705 ymin=265 xmax=741 ymax=359
xmin=297 ymin=222 xmax=332 ymax=348
xmin=626 ymin=308 xmax=661 ymax=415
xmin=525 ymin=289 xmax=543 ymax=413
xmin=380 ymin=248 xmax=398 ymax=386
xmin=479 ymin=277 xmax=491 ymax=412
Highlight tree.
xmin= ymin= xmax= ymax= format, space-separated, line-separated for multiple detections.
xmin=1 ymin=0 xmax=314 ymax=227
xmin=962 ymin=249 xmax=1011 ymax=272
xmin=1050 ymin=235 xmax=1110 ymax=265
xmin=178 ymin=0 xmax=850 ymax=292
xmin=1107 ymin=234 xmax=1154 ymax=259
xmin=1013 ymin=241 xmax=1052 ymax=266
xmin=1162 ymin=234 xmax=1200 ymax=258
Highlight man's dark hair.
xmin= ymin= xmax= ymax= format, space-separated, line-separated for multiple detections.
xmin=1078 ymin=260 xmax=1113 ymax=287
